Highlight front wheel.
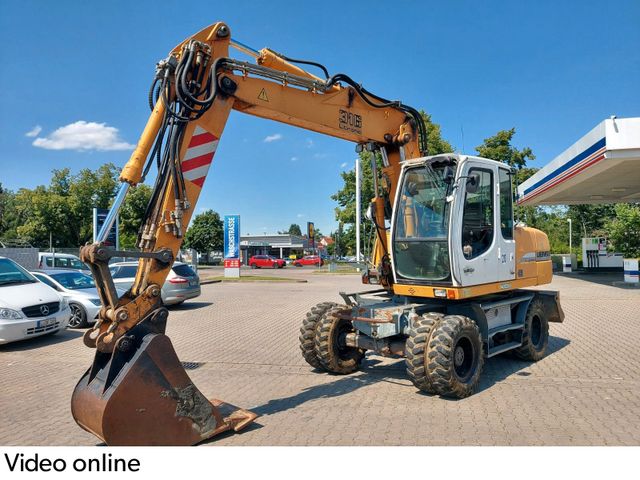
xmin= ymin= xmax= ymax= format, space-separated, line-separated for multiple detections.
xmin=314 ymin=306 xmax=364 ymax=374
xmin=425 ymin=315 xmax=484 ymax=398
xmin=68 ymin=303 xmax=88 ymax=328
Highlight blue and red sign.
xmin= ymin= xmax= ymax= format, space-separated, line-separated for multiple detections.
xmin=224 ymin=215 xmax=240 ymax=260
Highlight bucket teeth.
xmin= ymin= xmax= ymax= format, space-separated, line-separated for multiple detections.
xmin=72 ymin=328 xmax=257 ymax=445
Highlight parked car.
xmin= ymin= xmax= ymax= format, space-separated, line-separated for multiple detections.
xmin=109 ymin=261 xmax=201 ymax=305
xmin=31 ymin=269 xmax=125 ymax=329
xmin=248 ymin=255 xmax=286 ymax=269
xmin=0 ymin=257 xmax=70 ymax=345
xmin=38 ymin=252 xmax=89 ymax=272
xmin=293 ymin=255 xmax=324 ymax=267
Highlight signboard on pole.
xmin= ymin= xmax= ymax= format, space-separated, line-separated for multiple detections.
xmin=224 ymin=215 xmax=240 ymax=278
xmin=307 ymin=222 xmax=315 ymax=249
xmin=93 ymin=208 xmax=119 ymax=248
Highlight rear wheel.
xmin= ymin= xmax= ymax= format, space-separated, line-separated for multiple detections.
xmin=514 ymin=298 xmax=548 ymax=361
xmin=299 ymin=302 xmax=338 ymax=369
xmin=68 ymin=303 xmax=88 ymax=328
xmin=314 ymin=306 xmax=364 ymax=374
xmin=424 ymin=315 xmax=484 ymax=398
xmin=251 ymin=263 xmax=257 ymax=269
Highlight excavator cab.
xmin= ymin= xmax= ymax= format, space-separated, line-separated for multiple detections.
xmin=391 ymin=154 xmax=519 ymax=289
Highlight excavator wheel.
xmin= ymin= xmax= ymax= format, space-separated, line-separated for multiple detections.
xmin=513 ymin=298 xmax=549 ymax=361
xmin=314 ymin=305 xmax=364 ymax=375
xmin=405 ymin=312 xmax=445 ymax=394
xmin=299 ymin=302 xmax=338 ymax=370
xmin=424 ymin=315 xmax=484 ymax=398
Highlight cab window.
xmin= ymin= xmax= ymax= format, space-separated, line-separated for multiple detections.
xmin=461 ymin=168 xmax=494 ymax=259
xmin=499 ymin=168 xmax=514 ymax=240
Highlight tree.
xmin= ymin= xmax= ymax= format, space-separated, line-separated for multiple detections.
xmin=606 ymin=203 xmax=640 ymax=258
xmin=183 ymin=209 xmax=223 ymax=259
xmin=119 ymin=184 xmax=152 ymax=249
xmin=567 ymin=204 xmax=616 ymax=238
xmin=287 ymin=224 xmax=302 ymax=236
xmin=421 ymin=110 xmax=454 ymax=156
xmin=475 ymin=128 xmax=534 ymax=169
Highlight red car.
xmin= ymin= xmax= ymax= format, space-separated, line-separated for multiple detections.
xmin=293 ymin=255 xmax=324 ymax=267
xmin=248 ymin=255 xmax=286 ymax=269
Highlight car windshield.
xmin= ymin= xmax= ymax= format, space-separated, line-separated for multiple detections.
xmin=393 ymin=162 xmax=455 ymax=282
xmin=0 ymin=258 xmax=37 ymax=286
xmin=50 ymin=271 xmax=95 ymax=290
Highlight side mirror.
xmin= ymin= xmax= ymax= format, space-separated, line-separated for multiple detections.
xmin=466 ymin=173 xmax=480 ymax=194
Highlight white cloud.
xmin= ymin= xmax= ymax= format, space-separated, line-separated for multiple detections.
xmin=25 ymin=125 xmax=42 ymax=137
xmin=263 ymin=133 xmax=283 ymax=143
xmin=32 ymin=121 xmax=135 ymax=151
xmin=290 ymin=156 xmax=299 ymax=162
xmin=296 ymin=213 xmax=306 ymax=218
xmin=305 ymin=139 xmax=314 ymax=148
xmin=340 ymin=162 xmax=348 ymax=169
xmin=313 ymin=152 xmax=328 ymax=159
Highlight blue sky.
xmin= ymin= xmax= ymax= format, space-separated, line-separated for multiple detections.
xmin=1 ymin=1 xmax=639 ymax=236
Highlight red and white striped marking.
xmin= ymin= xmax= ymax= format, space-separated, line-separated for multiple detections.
xmin=181 ymin=126 xmax=219 ymax=187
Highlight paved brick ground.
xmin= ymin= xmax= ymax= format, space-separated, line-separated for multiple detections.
xmin=1 ymin=270 xmax=639 ymax=446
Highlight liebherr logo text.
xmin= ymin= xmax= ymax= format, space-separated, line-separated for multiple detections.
xmin=339 ymin=109 xmax=362 ymax=134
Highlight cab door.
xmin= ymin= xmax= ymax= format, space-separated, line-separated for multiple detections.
xmin=496 ymin=167 xmax=516 ymax=282
xmin=453 ymin=161 xmax=501 ymax=286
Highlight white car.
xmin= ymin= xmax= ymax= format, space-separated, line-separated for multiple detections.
xmin=0 ymin=257 xmax=71 ymax=345
xmin=38 ymin=252 xmax=89 ymax=272
xmin=31 ymin=269 xmax=126 ymax=329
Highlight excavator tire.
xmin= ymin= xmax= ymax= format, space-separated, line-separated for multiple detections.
xmin=299 ymin=302 xmax=338 ymax=370
xmin=425 ymin=315 xmax=484 ymax=398
xmin=513 ymin=298 xmax=549 ymax=361
xmin=314 ymin=305 xmax=364 ymax=374
xmin=405 ymin=312 xmax=445 ymax=394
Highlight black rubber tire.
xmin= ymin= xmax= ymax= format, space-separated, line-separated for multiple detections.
xmin=299 ymin=302 xmax=338 ymax=370
xmin=251 ymin=264 xmax=257 ymax=269
xmin=425 ymin=315 xmax=484 ymax=398
xmin=513 ymin=298 xmax=549 ymax=361
xmin=405 ymin=312 xmax=445 ymax=394
xmin=314 ymin=305 xmax=365 ymax=374
xmin=68 ymin=303 xmax=88 ymax=328
xmin=295 ymin=263 xmax=302 ymax=267
xmin=272 ymin=262 xmax=278 ymax=269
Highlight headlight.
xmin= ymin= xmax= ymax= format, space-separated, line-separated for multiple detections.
xmin=0 ymin=308 xmax=23 ymax=320
xmin=90 ymin=298 xmax=102 ymax=306
xmin=60 ymin=297 xmax=69 ymax=309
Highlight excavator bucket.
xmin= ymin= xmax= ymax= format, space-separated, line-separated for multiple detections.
xmin=71 ymin=308 xmax=257 ymax=445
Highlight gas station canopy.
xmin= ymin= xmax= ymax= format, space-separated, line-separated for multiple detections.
xmin=517 ymin=117 xmax=640 ymax=206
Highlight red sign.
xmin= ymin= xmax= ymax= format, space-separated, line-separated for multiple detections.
xmin=224 ymin=259 xmax=241 ymax=268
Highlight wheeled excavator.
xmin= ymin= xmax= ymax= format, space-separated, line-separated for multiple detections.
xmin=72 ymin=22 xmax=564 ymax=445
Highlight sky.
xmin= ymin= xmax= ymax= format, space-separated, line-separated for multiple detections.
xmin=1 ymin=0 xmax=639 ymax=237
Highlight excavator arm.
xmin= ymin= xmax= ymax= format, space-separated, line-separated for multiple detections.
xmin=72 ymin=21 xmax=425 ymax=445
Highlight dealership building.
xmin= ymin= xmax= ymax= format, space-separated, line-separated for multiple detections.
xmin=239 ymin=234 xmax=311 ymax=264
